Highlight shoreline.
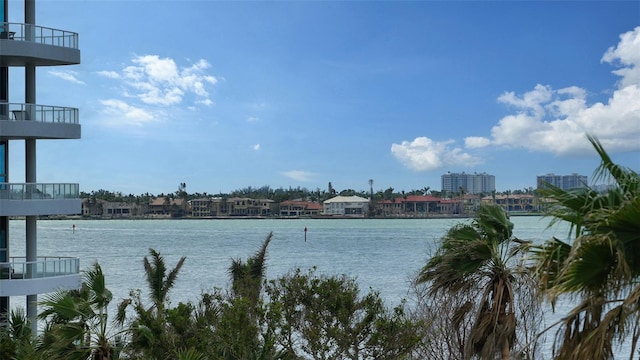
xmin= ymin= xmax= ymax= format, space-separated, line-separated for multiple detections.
xmin=22 ymin=212 xmax=544 ymax=221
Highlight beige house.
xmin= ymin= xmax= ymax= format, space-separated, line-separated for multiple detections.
xmin=323 ymin=195 xmax=369 ymax=217
xmin=375 ymin=198 xmax=406 ymax=217
xmin=481 ymin=194 xmax=538 ymax=212
xmin=149 ymin=197 xmax=188 ymax=216
xmin=189 ymin=197 xmax=231 ymax=217
xmin=227 ymin=197 xmax=274 ymax=216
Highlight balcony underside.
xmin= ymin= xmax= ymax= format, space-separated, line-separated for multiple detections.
xmin=0 ymin=121 xmax=80 ymax=139
xmin=0 ymin=199 xmax=81 ymax=216
xmin=0 ymin=274 xmax=80 ymax=296
xmin=0 ymin=40 xmax=80 ymax=66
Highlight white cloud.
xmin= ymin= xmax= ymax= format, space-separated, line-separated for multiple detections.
xmin=99 ymin=99 xmax=157 ymax=127
xmin=247 ymin=116 xmax=260 ymax=123
xmin=281 ymin=170 xmax=314 ymax=182
xmin=602 ymin=26 xmax=640 ymax=88
xmin=478 ymin=26 xmax=640 ymax=155
xmin=391 ymin=137 xmax=481 ymax=171
xmin=464 ymin=136 xmax=491 ymax=149
xmin=101 ymin=54 xmax=218 ymax=107
xmin=253 ymin=144 xmax=260 ymax=151
xmin=96 ymin=70 xmax=120 ymax=79
xmin=197 ymin=98 xmax=214 ymax=107
xmin=498 ymin=84 xmax=552 ymax=118
xmin=49 ymin=70 xmax=85 ymax=85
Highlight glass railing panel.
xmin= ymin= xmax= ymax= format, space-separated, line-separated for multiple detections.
xmin=1 ymin=22 xmax=78 ymax=49
xmin=0 ymin=183 xmax=80 ymax=200
xmin=0 ymin=103 xmax=79 ymax=124
xmin=0 ymin=256 xmax=79 ymax=280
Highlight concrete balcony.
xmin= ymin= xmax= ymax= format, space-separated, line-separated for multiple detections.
xmin=0 ymin=183 xmax=81 ymax=216
xmin=0 ymin=22 xmax=80 ymax=66
xmin=0 ymin=256 xmax=81 ymax=296
xmin=0 ymin=103 xmax=80 ymax=139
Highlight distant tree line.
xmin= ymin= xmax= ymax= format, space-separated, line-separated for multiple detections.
xmin=81 ymin=183 xmax=539 ymax=205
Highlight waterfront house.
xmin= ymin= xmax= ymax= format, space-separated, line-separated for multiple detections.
xmin=375 ymin=198 xmax=405 ymax=217
xmin=437 ymin=199 xmax=462 ymax=215
xmin=279 ymin=200 xmax=323 ymax=217
xmin=149 ymin=197 xmax=188 ymax=217
xmin=403 ymin=195 xmax=441 ymax=216
xmin=190 ymin=197 xmax=213 ymax=217
xmin=481 ymin=194 xmax=538 ymax=212
xmin=82 ymin=198 xmax=105 ymax=217
xmin=323 ymin=195 xmax=370 ymax=217
xmin=227 ymin=197 xmax=274 ymax=216
xmin=102 ymin=201 xmax=146 ymax=218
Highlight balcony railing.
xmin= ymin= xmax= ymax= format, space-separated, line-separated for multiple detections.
xmin=1 ymin=22 xmax=78 ymax=49
xmin=0 ymin=256 xmax=79 ymax=280
xmin=0 ymin=103 xmax=79 ymax=124
xmin=0 ymin=183 xmax=80 ymax=200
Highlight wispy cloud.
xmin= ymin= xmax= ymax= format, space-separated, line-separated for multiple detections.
xmin=467 ymin=26 xmax=640 ymax=155
xmin=99 ymin=99 xmax=157 ymax=127
xmin=391 ymin=137 xmax=481 ymax=171
xmin=253 ymin=144 xmax=261 ymax=151
xmin=281 ymin=170 xmax=315 ymax=182
xmin=118 ymin=55 xmax=217 ymax=106
xmin=464 ymin=136 xmax=491 ymax=149
xmin=95 ymin=54 xmax=218 ymax=129
xmin=99 ymin=55 xmax=217 ymax=106
xmin=96 ymin=70 xmax=120 ymax=79
xmin=49 ymin=70 xmax=85 ymax=85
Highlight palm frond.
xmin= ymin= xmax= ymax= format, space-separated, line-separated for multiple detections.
xmin=587 ymin=134 xmax=640 ymax=196
xmin=83 ymin=262 xmax=112 ymax=308
xmin=554 ymin=236 xmax=615 ymax=294
xmin=144 ymin=248 xmax=167 ymax=308
xmin=162 ymin=255 xmax=186 ymax=305
xmin=176 ymin=348 xmax=206 ymax=360
xmin=39 ymin=292 xmax=85 ymax=322
xmin=249 ymin=231 xmax=273 ymax=280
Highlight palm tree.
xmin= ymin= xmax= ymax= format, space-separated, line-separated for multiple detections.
xmin=417 ymin=204 xmax=536 ymax=359
xmin=117 ymin=249 xmax=186 ymax=360
xmin=0 ymin=308 xmax=51 ymax=360
xmin=39 ymin=261 xmax=121 ymax=360
xmin=195 ymin=233 xmax=276 ymax=359
xmin=530 ymin=135 xmax=640 ymax=359
xmin=228 ymin=232 xmax=273 ymax=305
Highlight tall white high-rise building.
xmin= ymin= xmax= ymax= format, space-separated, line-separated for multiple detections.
xmin=441 ymin=172 xmax=495 ymax=195
xmin=537 ymin=173 xmax=587 ymax=190
xmin=0 ymin=0 xmax=81 ymax=330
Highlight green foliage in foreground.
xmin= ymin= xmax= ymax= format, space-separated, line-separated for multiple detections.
xmin=528 ymin=135 xmax=640 ymax=360
xmin=1 ymin=233 xmax=422 ymax=360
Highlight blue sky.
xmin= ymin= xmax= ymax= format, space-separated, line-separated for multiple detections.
xmin=6 ymin=1 xmax=640 ymax=195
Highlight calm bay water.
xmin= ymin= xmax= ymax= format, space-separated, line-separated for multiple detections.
xmin=9 ymin=216 xmax=565 ymax=308
xmin=10 ymin=216 xmax=637 ymax=357
xmin=18 ymin=217 xmax=635 ymax=357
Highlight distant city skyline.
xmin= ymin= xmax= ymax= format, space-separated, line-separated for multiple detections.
xmin=80 ymin=170 xmax=591 ymax=196
xmin=4 ymin=1 xmax=639 ymax=195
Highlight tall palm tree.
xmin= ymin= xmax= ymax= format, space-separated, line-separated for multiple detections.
xmin=228 ymin=232 xmax=273 ymax=305
xmin=180 ymin=233 xmax=275 ymax=359
xmin=417 ymin=204 xmax=535 ymax=359
xmin=531 ymin=135 xmax=640 ymax=359
xmin=39 ymin=261 xmax=121 ymax=360
xmin=116 ymin=248 xmax=186 ymax=360
xmin=143 ymin=248 xmax=186 ymax=316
